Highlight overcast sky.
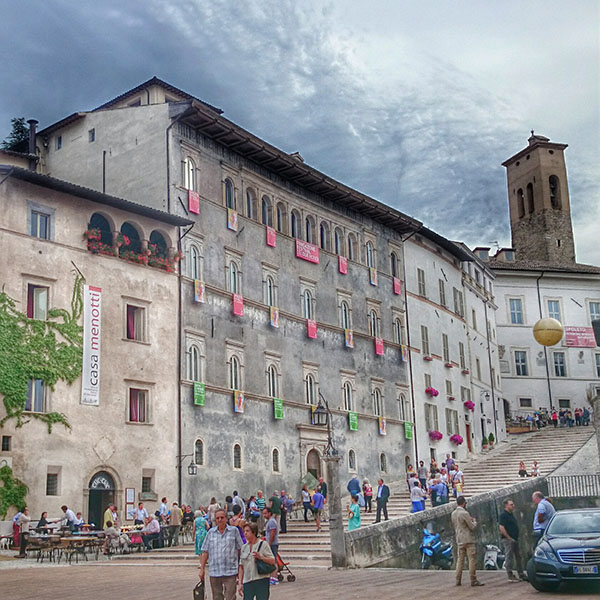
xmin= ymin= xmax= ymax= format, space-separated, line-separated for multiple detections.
xmin=2 ymin=1 xmax=598 ymax=263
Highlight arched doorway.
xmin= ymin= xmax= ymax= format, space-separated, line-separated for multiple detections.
xmin=306 ymin=449 xmax=321 ymax=480
xmin=88 ymin=471 xmax=115 ymax=529
xmin=405 ymin=455 xmax=412 ymax=472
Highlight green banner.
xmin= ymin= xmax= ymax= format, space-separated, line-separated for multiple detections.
xmin=349 ymin=411 xmax=358 ymax=431
xmin=404 ymin=421 xmax=413 ymax=440
xmin=273 ymin=397 xmax=283 ymax=420
xmin=193 ymin=381 xmax=205 ymax=406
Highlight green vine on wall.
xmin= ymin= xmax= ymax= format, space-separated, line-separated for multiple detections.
xmin=0 ymin=465 xmax=28 ymax=519
xmin=0 ymin=273 xmax=84 ymax=432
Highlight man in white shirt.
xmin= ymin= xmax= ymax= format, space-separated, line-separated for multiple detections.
xmin=141 ymin=516 xmax=161 ymax=551
xmin=159 ymin=497 xmax=169 ymax=523
xmin=135 ymin=502 xmax=149 ymax=525
xmin=60 ymin=505 xmax=77 ymax=531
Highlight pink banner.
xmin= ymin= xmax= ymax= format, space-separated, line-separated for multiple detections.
xmin=307 ymin=318 xmax=317 ymax=339
xmin=564 ymin=326 xmax=596 ymax=348
xmin=266 ymin=226 xmax=276 ymax=247
xmin=295 ymin=239 xmax=320 ymax=264
xmin=374 ymin=337 xmax=384 ymax=355
xmin=232 ymin=293 xmax=244 ymax=316
xmin=338 ymin=255 xmax=348 ymax=274
xmin=393 ymin=277 xmax=402 ymax=295
xmin=188 ymin=190 xmax=200 ymax=215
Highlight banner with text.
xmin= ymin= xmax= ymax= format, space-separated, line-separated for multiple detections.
xmin=233 ymin=293 xmax=244 ymax=316
xmin=81 ymin=285 xmax=102 ymax=406
xmin=393 ymin=277 xmax=402 ymax=295
xmin=266 ymin=226 xmax=276 ymax=247
xmin=349 ymin=411 xmax=358 ymax=431
xmin=188 ymin=190 xmax=200 ymax=215
xmin=273 ymin=397 xmax=284 ymax=420
xmin=193 ymin=381 xmax=205 ymax=406
xmin=565 ymin=326 xmax=596 ymax=348
xmin=295 ymin=239 xmax=320 ymax=264
xmin=338 ymin=255 xmax=348 ymax=274
xmin=404 ymin=421 xmax=413 ymax=440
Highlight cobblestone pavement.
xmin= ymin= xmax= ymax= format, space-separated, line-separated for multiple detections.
xmin=0 ymin=564 xmax=598 ymax=599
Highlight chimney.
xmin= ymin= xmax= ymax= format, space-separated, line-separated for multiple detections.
xmin=27 ymin=119 xmax=38 ymax=171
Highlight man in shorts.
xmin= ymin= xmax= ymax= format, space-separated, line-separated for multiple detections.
xmin=312 ymin=488 xmax=325 ymax=532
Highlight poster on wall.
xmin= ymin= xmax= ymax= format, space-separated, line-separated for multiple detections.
xmin=188 ymin=190 xmax=200 ymax=215
xmin=369 ymin=268 xmax=378 ymax=286
xmin=270 ymin=306 xmax=280 ymax=328
xmin=338 ymin=255 xmax=348 ymax=274
xmin=266 ymin=226 xmax=276 ymax=247
xmin=232 ymin=293 xmax=244 ymax=316
xmin=400 ymin=345 xmax=409 ymax=362
xmin=378 ymin=417 xmax=387 ymax=436
xmin=194 ymin=280 xmax=206 ymax=303
xmin=393 ymin=277 xmax=402 ymax=295
xmin=344 ymin=329 xmax=354 ymax=348
xmin=295 ymin=239 xmax=320 ymax=264
xmin=349 ymin=411 xmax=358 ymax=431
xmin=193 ymin=381 xmax=205 ymax=406
xmin=306 ymin=318 xmax=317 ymax=339
xmin=126 ymin=488 xmax=135 ymax=504
xmin=404 ymin=422 xmax=413 ymax=440
xmin=564 ymin=326 xmax=596 ymax=347
xmin=273 ymin=397 xmax=284 ymax=420
xmin=374 ymin=337 xmax=384 ymax=356
xmin=81 ymin=285 xmax=102 ymax=406
xmin=234 ymin=390 xmax=245 ymax=413
xmin=227 ymin=208 xmax=239 ymax=231
xmin=126 ymin=503 xmax=135 ymax=521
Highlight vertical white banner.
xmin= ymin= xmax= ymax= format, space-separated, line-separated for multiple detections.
xmin=81 ymin=285 xmax=102 ymax=405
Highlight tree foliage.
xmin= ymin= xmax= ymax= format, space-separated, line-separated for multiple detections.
xmin=0 ymin=274 xmax=84 ymax=432
xmin=1 ymin=117 xmax=29 ymax=153
xmin=0 ymin=465 xmax=28 ymax=519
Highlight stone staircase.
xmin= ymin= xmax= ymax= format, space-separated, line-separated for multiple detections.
xmin=107 ymin=426 xmax=593 ymax=569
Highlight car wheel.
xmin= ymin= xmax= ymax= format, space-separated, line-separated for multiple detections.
xmin=526 ymin=558 xmax=560 ymax=592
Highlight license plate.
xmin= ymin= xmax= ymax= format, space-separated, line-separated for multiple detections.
xmin=573 ymin=565 xmax=598 ymax=574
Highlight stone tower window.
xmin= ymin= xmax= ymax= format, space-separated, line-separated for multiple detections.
xmin=549 ymin=175 xmax=561 ymax=209
xmin=526 ymin=183 xmax=534 ymax=213
xmin=517 ymin=189 xmax=525 ymax=218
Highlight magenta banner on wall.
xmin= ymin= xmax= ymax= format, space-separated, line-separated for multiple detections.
xmin=266 ymin=226 xmax=276 ymax=247
xmin=188 ymin=190 xmax=200 ymax=215
xmin=564 ymin=326 xmax=596 ymax=347
xmin=338 ymin=255 xmax=348 ymax=274
xmin=307 ymin=318 xmax=317 ymax=338
xmin=232 ymin=293 xmax=244 ymax=316
xmin=393 ymin=277 xmax=402 ymax=295
xmin=295 ymin=239 xmax=320 ymax=264
xmin=374 ymin=337 xmax=384 ymax=355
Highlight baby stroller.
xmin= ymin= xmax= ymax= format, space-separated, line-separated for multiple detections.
xmin=276 ymin=551 xmax=296 ymax=582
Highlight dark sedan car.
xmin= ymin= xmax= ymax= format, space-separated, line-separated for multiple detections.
xmin=527 ymin=508 xmax=600 ymax=592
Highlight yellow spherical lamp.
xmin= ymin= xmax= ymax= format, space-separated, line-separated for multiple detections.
xmin=533 ymin=318 xmax=563 ymax=346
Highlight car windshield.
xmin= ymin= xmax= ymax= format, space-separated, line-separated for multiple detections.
xmin=547 ymin=512 xmax=600 ymax=536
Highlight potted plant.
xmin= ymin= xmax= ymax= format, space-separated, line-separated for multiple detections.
xmin=448 ymin=396 xmax=455 ymax=401
xmin=463 ymin=400 xmax=475 ymax=411
xmin=423 ymin=355 xmax=433 ymax=362
xmin=444 ymin=362 xmax=453 ymax=368
xmin=482 ymin=435 xmax=489 ymax=450
xmin=425 ymin=387 xmax=439 ymax=397
xmin=450 ymin=433 xmax=463 ymax=446
xmin=487 ymin=432 xmax=495 ymax=447
xmin=461 ymin=368 xmax=470 ymax=375
xmin=428 ymin=430 xmax=443 ymax=441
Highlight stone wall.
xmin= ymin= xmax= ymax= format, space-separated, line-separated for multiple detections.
xmin=345 ymin=477 xmax=549 ymax=569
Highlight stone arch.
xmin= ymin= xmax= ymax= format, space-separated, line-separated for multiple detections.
xmin=306 ymin=447 xmax=322 ymax=480
xmin=83 ymin=463 xmax=123 ymax=525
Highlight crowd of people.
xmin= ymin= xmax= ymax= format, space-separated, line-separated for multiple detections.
xmin=513 ymin=406 xmax=592 ymax=430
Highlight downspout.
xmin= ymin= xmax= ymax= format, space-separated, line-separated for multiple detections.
xmin=483 ymin=299 xmax=498 ymax=439
xmin=27 ymin=119 xmax=38 ymax=171
xmin=536 ymin=271 xmax=553 ymax=410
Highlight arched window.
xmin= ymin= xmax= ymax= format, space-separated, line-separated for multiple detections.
xmin=190 ymin=245 xmax=200 ymax=280
xmin=526 ymin=182 xmax=534 ymax=213
xmin=334 ymin=228 xmax=344 ymax=256
xmin=276 ymin=203 xmax=286 ymax=233
xmin=549 ymin=175 xmax=561 ymax=209
xmin=89 ymin=213 xmax=112 ymax=246
xmin=373 ymin=388 xmax=383 ymax=416
xmin=348 ymin=449 xmax=356 ymax=471
xmin=233 ymin=444 xmax=242 ymax=470
xmin=119 ymin=222 xmax=142 ymax=255
xmin=366 ymin=241 xmax=375 ymax=268
xmin=194 ymin=439 xmax=204 ymax=466
xmin=343 ymin=382 xmax=353 ymax=411
xmin=246 ymin=189 xmax=257 ymax=220
xmin=394 ymin=318 xmax=403 ymax=344
xmin=265 ymin=275 xmax=275 ymax=307
xmin=390 ymin=252 xmax=399 ymax=278
xmin=189 ymin=345 xmax=201 ymax=381
xmin=225 ymin=178 xmax=235 ymax=209
xmin=380 ymin=452 xmax=388 ymax=473
xmin=149 ymin=230 xmax=168 ymax=258
xmin=261 ymin=195 xmax=272 ymax=226
xmin=303 ymin=289 xmax=313 ymax=319
xmin=305 ymin=216 xmax=315 ymax=244
xmin=305 ymin=374 xmax=316 ymax=405
xmin=272 ymin=448 xmax=280 ymax=473
xmin=319 ymin=222 xmax=330 ymax=251
xmin=228 ymin=261 xmax=239 ymax=294
xmin=340 ymin=301 xmax=350 ymax=330
xmin=267 ymin=364 xmax=278 ymax=397
xmin=369 ymin=310 xmax=379 ymax=337
xmin=229 ymin=355 xmax=241 ymax=390
xmin=398 ymin=392 xmax=407 ymax=421
xmin=291 ymin=210 xmax=300 ymax=238
xmin=183 ymin=157 xmax=196 ymax=191
xmin=348 ymin=233 xmax=357 ymax=261
xmin=517 ymin=188 xmax=525 ymax=218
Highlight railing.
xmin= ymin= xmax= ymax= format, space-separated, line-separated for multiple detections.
xmin=547 ymin=475 xmax=600 ymax=498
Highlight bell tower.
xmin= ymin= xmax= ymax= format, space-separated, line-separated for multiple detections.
xmin=502 ymin=133 xmax=575 ymax=264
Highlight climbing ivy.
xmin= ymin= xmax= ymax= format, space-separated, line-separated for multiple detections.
xmin=0 ymin=465 xmax=28 ymax=519
xmin=0 ymin=274 xmax=84 ymax=432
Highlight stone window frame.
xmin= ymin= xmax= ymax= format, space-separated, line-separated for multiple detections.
xmin=224 ymin=248 xmax=244 ymax=295
xmin=438 ymin=279 xmax=447 ymax=307
xmin=552 ymin=350 xmax=568 ymax=377
xmin=396 ymin=385 xmax=410 ymax=422
xmin=370 ymin=378 xmax=385 ymax=417
xmin=458 ymin=342 xmax=466 ymax=369
xmin=185 ymin=332 xmax=206 ymax=383
xmin=302 ymin=362 xmax=320 ymax=406
xmin=391 ymin=307 xmax=404 ymax=345
xmin=232 ymin=443 xmax=243 ymax=471
xmin=442 ymin=333 xmax=450 ymax=363
xmin=507 ymin=296 xmax=526 ymax=325
xmin=27 ymin=200 xmax=56 ymax=241
xmin=265 ymin=351 xmax=282 ymax=399
xmin=366 ymin=298 xmax=381 ymax=338
xmin=389 ymin=243 xmax=401 ymax=278
xmin=445 ymin=408 xmax=459 ymax=435
xmin=271 ymin=447 xmax=281 ymax=474
xmin=125 ymin=379 xmax=154 ymax=425
xmin=319 ymin=220 xmax=331 ymax=251
xmin=417 ymin=268 xmax=427 ymax=297
xmin=185 ymin=236 xmax=204 ymax=281
xmin=261 ymin=194 xmax=274 ymax=227
xmin=226 ymin=341 xmax=245 ymax=391
xmin=244 ymin=186 xmax=258 ymax=220
xmin=545 ymin=297 xmax=562 ymax=322
xmin=513 ymin=348 xmax=529 ymax=377
xmin=194 ymin=438 xmax=206 ymax=467
xmin=337 ymin=289 xmax=353 ymax=330
xmin=348 ymin=448 xmax=357 ymax=473
xmin=587 ymin=299 xmax=600 ymax=323
xmin=379 ymin=452 xmax=388 ymax=473
xmin=300 ymin=277 xmax=317 ymax=321
xmin=363 ymin=231 xmax=377 ymax=268
xmin=424 ymin=402 xmax=439 ymax=431
xmin=340 ymin=370 xmax=356 ymax=412
xmin=421 ymin=324 xmax=430 ymax=356
xmin=122 ymin=295 xmax=151 ymax=344
xmin=262 ymin=263 xmax=279 ymax=307
xmin=182 ymin=156 xmax=197 ymax=191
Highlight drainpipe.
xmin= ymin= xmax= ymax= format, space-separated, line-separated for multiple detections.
xmin=27 ymin=119 xmax=38 ymax=171
xmin=536 ymin=271 xmax=553 ymax=410
xmin=483 ymin=299 xmax=498 ymax=439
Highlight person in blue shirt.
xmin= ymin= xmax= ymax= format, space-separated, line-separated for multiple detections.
xmin=532 ymin=491 xmax=555 ymax=547
xmin=312 ymin=489 xmax=324 ymax=532
xmin=431 ymin=478 xmax=449 ymax=507
xmin=347 ymin=475 xmax=361 ymax=496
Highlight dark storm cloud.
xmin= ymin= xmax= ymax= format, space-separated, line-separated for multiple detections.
xmin=1 ymin=1 xmax=596 ymax=261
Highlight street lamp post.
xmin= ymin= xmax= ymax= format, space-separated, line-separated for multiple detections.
xmin=315 ymin=392 xmax=337 ymax=457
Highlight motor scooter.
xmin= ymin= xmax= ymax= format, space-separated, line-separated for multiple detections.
xmin=483 ymin=544 xmax=505 ymax=570
xmin=419 ymin=528 xmax=453 ymax=569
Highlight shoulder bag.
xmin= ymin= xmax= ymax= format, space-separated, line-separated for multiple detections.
xmin=255 ymin=541 xmax=277 ymax=575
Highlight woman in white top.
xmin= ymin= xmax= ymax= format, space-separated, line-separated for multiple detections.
xmin=16 ymin=507 xmax=31 ymax=558
xmin=238 ymin=521 xmax=276 ymax=600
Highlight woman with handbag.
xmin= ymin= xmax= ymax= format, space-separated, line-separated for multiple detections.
xmin=238 ymin=522 xmax=276 ymax=600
